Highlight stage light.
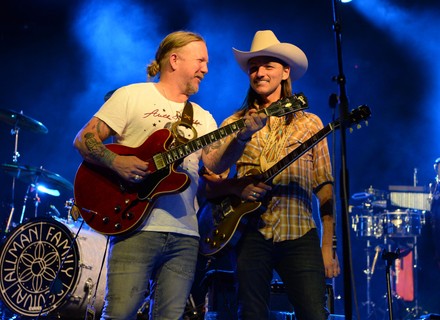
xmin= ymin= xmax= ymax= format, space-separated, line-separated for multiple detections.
xmin=340 ymin=0 xmax=352 ymax=3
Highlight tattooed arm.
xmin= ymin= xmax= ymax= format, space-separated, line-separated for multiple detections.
xmin=73 ymin=117 xmax=149 ymax=182
xmin=202 ymin=109 xmax=267 ymax=174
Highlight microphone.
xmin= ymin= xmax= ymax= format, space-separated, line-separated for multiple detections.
xmin=49 ymin=204 xmax=61 ymax=217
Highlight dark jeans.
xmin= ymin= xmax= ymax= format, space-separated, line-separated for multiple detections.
xmin=235 ymin=227 xmax=328 ymax=320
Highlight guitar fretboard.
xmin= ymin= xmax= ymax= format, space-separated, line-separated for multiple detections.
xmin=153 ymin=120 xmax=246 ymax=170
xmin=153 ymin=94 xmax=308 ymax=170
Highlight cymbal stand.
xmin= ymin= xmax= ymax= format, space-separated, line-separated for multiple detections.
xmin=363 ymin=239 xmax=374 ymax=318
xmin=19 ymin=183 xmax=42 ymax=223
xmin=34 ymin=187 xmax=41 ymax=218
xmin=363 ymin=239 xmax=381 ymax=319
xmin=19 ymin=184 xmax=32 ymax=224
xmin=5 ymin=124 xmax=21 ymax=233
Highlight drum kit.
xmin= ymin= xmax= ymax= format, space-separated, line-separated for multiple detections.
xmin=0 ymin=108 xmax=74 ymax=231
xmin=0 ymin=108 xmax=108 ymax=319
xmin=350 ymin=185 xmax=428 ymax=319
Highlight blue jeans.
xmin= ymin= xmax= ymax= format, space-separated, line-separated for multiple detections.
xmin=100 ymin=231 xmax=198 ymax=320
xmin=235 ymin=227 xmax=328 ymax=320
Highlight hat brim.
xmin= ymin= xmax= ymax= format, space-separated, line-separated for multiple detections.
xmin=232 ymin=43 xmax=308 ymax=81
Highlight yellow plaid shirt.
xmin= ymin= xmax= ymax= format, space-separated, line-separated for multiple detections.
xmin=222 ymin=111 xmax=334 ymax=242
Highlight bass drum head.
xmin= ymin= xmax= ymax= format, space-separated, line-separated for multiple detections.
xmin=0 ymin=217 xmax=81 ymax=317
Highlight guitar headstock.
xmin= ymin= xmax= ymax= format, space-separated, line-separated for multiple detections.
xmin=332 ymin=105 xmax=371 ymax=132
xmin=348 ymin=105 xmax=371 ymax=130
xmin=264 ymin=92 xmax=309 ymax=117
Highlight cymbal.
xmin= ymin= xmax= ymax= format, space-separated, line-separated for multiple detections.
xmin=1 ymin=163 xmax=73 ymax=191
xmin=0 ymin=108 xmax=48 ymax=134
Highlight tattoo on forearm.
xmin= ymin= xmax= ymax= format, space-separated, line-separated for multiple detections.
xmin=84 ymin=132 xmax=116 ymax=166
xmin=203 ymin=140 xmax=222 ymax=154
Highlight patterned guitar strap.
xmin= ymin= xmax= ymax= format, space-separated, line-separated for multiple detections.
xmin=171 ymin=101 xmax=198 ymax=145
xmin=260 ymin=117 xmax=289 ymax=185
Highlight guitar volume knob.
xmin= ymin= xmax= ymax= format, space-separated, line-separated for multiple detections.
xmin=125 ymin=212 xmax=134 ymax=220
xmin=114 ymin=205 xmax=121 ymax=213
xmin=102 ymin=217 xmax=110 ymax=224
xmin=114 ymin=223 xmax=121 ymax=230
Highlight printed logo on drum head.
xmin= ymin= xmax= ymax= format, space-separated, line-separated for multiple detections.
xmin=0 ymin=218 xmax=80 ymax=317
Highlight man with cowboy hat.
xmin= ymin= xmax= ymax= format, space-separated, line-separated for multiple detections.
xmin=200 ymin=30 xmax=340 ymax=320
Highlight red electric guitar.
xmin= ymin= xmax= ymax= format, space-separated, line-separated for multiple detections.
xmin=73 ymin=94 xmax=308 ymax=235
xmin=198 ymin=105 xmax=371 ymax=256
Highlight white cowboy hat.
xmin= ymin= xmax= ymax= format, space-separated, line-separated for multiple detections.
xmin=233 ymin=30 xmax=308 ymax=81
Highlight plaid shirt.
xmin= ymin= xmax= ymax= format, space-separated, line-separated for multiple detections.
xmin=223 ymin=111 xmax=334 ymax=242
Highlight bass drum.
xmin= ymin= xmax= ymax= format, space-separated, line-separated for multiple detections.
xmin=0 ymin=217 xmax=108 ymax=319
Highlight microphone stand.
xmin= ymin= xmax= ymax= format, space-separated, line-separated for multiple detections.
xmin=382 ymin=248 xmax=400 ymax=320
xmin=330 ymin=1 xmax=360 ymax=318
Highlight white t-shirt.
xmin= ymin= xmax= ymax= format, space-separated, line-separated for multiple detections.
xmin=94 ymin=82 xmax=218 ymax=237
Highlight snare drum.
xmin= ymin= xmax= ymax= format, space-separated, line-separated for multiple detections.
xmin=0 ymin=217 xmax=108 ymax=319
xmin=381 ymin=209 xmax=423 ymax=237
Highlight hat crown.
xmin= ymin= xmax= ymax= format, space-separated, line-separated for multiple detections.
xmin=233 ymin=29 xmax=308 ymax=81
xmin=249 ymin=30 xmax=281 ymax=52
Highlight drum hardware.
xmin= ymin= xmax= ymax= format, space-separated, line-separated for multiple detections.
xmin=1 ymin=163 xmax=73 ymax=192
xmin=1 ymin=163 xmax=73 ymax=231
xmin=351 ymin=185 xmax=430 ymax=318
xmin=0 ymin=108 xmax=48 ymax=134
xmin=350 ymin=206 xmax=383 ymax=239
xmin=381 ymin=209 xmax=425 ymax=238
xmin=65 ymin=198 xmax=82 ymax=223
xmin=361 ymin=240 xmax=382 ymax=318
xmin=0 ymin=108 xmax=48 ymax=233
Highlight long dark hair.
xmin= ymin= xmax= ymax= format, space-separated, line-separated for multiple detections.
xmin=234 ymin=75 xmax=294 ymax=123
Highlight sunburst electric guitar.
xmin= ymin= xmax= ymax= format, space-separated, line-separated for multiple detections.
xmin=198 ymin=105 xmax=371 ymax=256
xmin=73 ymin=94 xmax=308 ymax=235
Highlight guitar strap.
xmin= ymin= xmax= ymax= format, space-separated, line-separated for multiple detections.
xmin=171 ymin=101 xmax=198 ymax=144
xmin=260 ymin=117 xmax=289 ymax=173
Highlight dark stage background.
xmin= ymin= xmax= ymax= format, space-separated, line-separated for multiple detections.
xmin=1 ymin=0 xmax=440 ymax=319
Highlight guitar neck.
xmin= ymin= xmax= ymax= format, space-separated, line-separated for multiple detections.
xmin=153 ymin=118 xmax=247 ymax=170
xmin=261 ymin=104 xmax=371 ymax=184
xmin=154 ymin=95 xmax=308 ymax=171
xmin=262 ymin=123 xmax=336 ymax=184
